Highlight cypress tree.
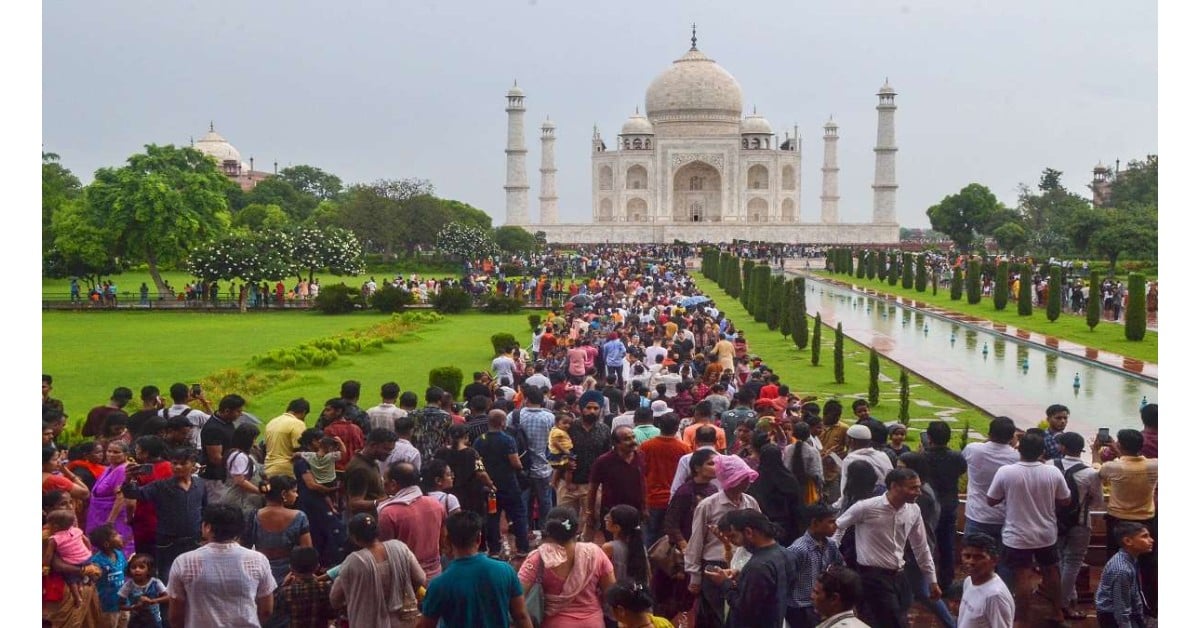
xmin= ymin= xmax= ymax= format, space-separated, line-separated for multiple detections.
xmin=931 ymin=266 xmax=939 ymax=296
xmin=966 ymin=259 xmax=982 ymax=304
xmin=898 ymin=369 xmax=911 ymax=426
xmin=915 ymin=253 xmax=928 ymax=292
xmin=868 ymin=349 xmax=881 ymax=406
xmin=856 ymin=250 xmax=867 ymax=279
xmin=753 ymin=265 xmax=772 ymax=322
xmin=1018 ymin=263 xmax=1033 ymax=316
xmin=1046 ymin=266 xmax=1061 ymax=322
xmin=834 ymin=323 xmax=845 ymax=384
xmin=993 ymin=260 xmax=1009 ymax=310
xmin=888 ymin=253 xmax=900 ymax=286
xmin=1125 ymin=273 xmax=1146 ymax=340
xmin=766 ymin=274 xmax=786 ymax=331
xmin=792 ymin=279 xmax=808 ymax=350
xmin=878 ymin=250 xmax=888 ymax=283
xmin=727 ymin=256 xmax=742 ymax=299
xmin=1087 ymin=270 xmax=1101 ymax=330
xmin=811 ymin=312 xmax=822 ymax=366
xmin=865 ymin=251 xmax=877 ymax=280
xmin=741 ymin=259 xmax=754 ymax=309
xmin=902 ymin=253 xmax=914 ymax=289
xmin=951 ymin=267 xmax=964 ymax=300
xmin=780 ymin=278 xmax=794 ymax=338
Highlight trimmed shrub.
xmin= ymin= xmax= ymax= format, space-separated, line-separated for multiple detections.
xmin=1087 ymin=270 xmax=1101 ymax=330
xmin=951 ymin=267 xmax=963 ymax=300
xmin=915 ymin=254 xmax=928 ymax=292
xmin=779 ymin=278 xmax=795 ymax=338
xmin=888 ymin=253 xmax=900 ymax=286
xmin=1018 ymin=264 xmax=1033 ymax=316
xmin=856 ymin=250 xmax=867 ymax=279
xmin=727 ymin=255 xmax=742 ymax=298
xmin=966 ymin=260 xmax=982 ymax=304
xmin=528 ymin=313 xmax=544 ymax=332
xmin=767 ymin=275 xmax=786 ymax=332
xmin=877 ymin=250 xmax=888 ymax=283
xmin=811 ymin=312 xmax=822 ymax=366
xmin=868 ymin=349 xmax=880 ymax=406
xmin=993 ymin=261 xmax=1009 ymax=310
xmin=482 ymin=294 xmax=524 ymax=314
xmin=740 ymin=259 xmax=754 ymax=309
xmin=865 ymin=251 xmax=877 ymax=280
xmin=1047 ymin=266 xmax=1062 ymax=322
xmin=1125 ymin=273 xmax=1146 ymax=341
xmin=898 ymin=369 xmax=911 ymax=426
xmin=314 ymin=283 xmax=363 ymax=314
xmin=792 ymin=280 xmax=808 ymax=350
xmin=752 ymin=265 xmax=772 ymax=323
xmin=432 ymin=287 xmax=473 ymax=313
xmin=490 ymin=332 xmax=518 ymax=356
xmin=834 ymin=323 xmax=845 ymax=384
xmin=428 ymin=366 xmax=464 ymax=400
xmin=371 ymin=283 xmax=413 ymax=314
xmin=902 ymin=253 xmax=914 ymax=289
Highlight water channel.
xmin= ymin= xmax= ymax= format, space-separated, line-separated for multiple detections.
xmin=795 ymin=274 xmax=1157 ymax=436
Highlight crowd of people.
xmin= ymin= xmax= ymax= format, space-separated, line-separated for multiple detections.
xmin=41 ymin=246 xmax=1159 ymax=628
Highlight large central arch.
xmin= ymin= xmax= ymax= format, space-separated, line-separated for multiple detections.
xmin=672 ymin=161 xmax=722 ymax=222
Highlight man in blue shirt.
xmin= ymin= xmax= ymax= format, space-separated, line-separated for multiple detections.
xmin=419 ymin=511 xmax=533 ymax=628
xmin=1096 ymin=522 xmax=1153 ymax=628
xmin=785 ymin=505 xmax=843 ymax=628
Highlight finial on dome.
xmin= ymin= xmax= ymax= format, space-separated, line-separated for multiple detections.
xmin=635 ymin=105 xmax=639 ymax=114
xmin=753 ymin=104 xmax=757 ymax=115
xmin=209 ymin=121 xmax=214 ymax=132
xmin=513 ymin=79 xmax=518 ymax=87
xmin=189 ymin=136 xmax=194 ymax=147
xmin=690 ymin=23 xmax=697 ymax=50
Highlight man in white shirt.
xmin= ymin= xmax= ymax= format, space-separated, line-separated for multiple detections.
xmin=491 ymin=347 xmax=518 ymax=388
xmin=986 ymin=432 xmax=1070 ymax=626
xmin=962 ymin=417 xmax=1019 ymax=583
xmin=162 ymin=382 xmax=211 ymax=451
xmin=366 ymin=381 xmax=407 ymax=432
xmin=836 ymin=424 xmax=893 ymax=505
xmin=833 ymin=467 xmax=940 ymax=628
xmin=643 ymin=337 xmax=668 ymax=369
xmin=1054 ymin=432 xmax=1103 ymax=619
xmin=168 ymin=503 xmax=275 ymax=627
xmin=380 ymin=415 xmax=422 ymax=474
xmin=958 ymin=534 xmax=1015 ymax=628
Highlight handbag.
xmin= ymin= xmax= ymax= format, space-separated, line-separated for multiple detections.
xmin=524 ymin=552 xmax=545 ymax=628
xmin=648 ymin=534 xmax=684 ymax=576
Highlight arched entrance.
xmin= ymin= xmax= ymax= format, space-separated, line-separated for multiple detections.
xmin=672 ymin=161 xmax=722 ymax=222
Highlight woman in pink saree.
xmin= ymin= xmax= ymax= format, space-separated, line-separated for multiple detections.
xmin=518 ymin=506 xmax=616 ymax=628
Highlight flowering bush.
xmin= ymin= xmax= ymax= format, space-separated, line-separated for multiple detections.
xmin=436 ymin=222 xmax=498 ymax=260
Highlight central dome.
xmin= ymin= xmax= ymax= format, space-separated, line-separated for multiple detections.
xmin=644 ymin=47 xmax=744 ymax=128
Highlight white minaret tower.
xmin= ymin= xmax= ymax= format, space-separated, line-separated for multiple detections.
xmin=821 ymin=117 xmax=840 ymax=224
xmin=504 ymin=81 xmax=530 ymax=226
xmin=872 ymin=80 xmax=898 ymax=224
xmin=539 ymin=117 xmax=558 ymax=225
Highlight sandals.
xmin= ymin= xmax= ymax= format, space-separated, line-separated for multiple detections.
xmin=1062 ymin=608 xmax=1088 ymax=620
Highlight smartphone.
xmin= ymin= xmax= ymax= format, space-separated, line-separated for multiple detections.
xmin=130 ymin=463 xmax=154 ymax=476
xmin=191 ymin=383 xmax=202 ymax=398
xmin=919 ymin=430 xmax=931 ymax=451
xmin=1097 ymin=427 xmax=1111 ymax=444
xmin=704 ymin=565 xmax=722 ymax=573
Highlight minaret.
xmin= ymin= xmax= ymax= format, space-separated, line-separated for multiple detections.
xmin=821 ymin=117 xmax=840 ymax=224
xmin=872 ymin=80 xmax=898 ymax=224
xmin=504 ymin=81 xmax=529 ymax=226
xmin=539 ymin=117 xmax=558 ymax=225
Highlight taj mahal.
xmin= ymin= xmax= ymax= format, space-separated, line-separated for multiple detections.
xmin=505 ymin=31 xmax=901 ymax=244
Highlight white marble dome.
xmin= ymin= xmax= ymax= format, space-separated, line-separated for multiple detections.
xmin=741 ymin=113 xmax=772 ymax=135
xmin=620 ymin=110 xmax=654 ymax=135
xmin=194 ymin=127 xmax=241 ymax=165
xmin=645 ymin=47 xmax=743 ymax=126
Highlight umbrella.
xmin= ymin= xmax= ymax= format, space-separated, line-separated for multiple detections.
xmin=679 ymin=295 xmax=711 ymax=308
xmin=569 ymin=294 xmax=594 ymax=307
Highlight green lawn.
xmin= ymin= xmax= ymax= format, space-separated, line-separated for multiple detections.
xmin=43 ymin=310 xmax=528 ymax=436
xmin=814 ymin=271 xmax=1158 ymax=364
xmin=693 ymin=276 xmax=992 ymax=448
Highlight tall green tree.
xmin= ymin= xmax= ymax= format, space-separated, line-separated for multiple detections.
xmin=901 ymin=253 xmax=914 ymax=289
xmin=753 ymin=265 xmax=772 ymax=323
xmin=1125 ymin=273 xmax=1147 ymax=341
xmin=792 ymin=279 xmax=808 ymax=350
xmin=966 ymin=259 xmax=982 ymax=304
xmin=915 ymin=253 xmax=928 ymax=292
xmin=834 ymin=323 xmax=845 ymax=384
xmin=1090 ymin=206 xmax=1158 ymax=274
xmin=888 ymin=253 xmax=900 ymax=286
xmin=727 ymin=256 xmax=742 ymax=298
xmin=1087 ymin=270 xmax=1101 ymax=330
xmin=926 ymin=183 xmax=1002 ymax=253
xmin=876 ymin=250 xmax=888 ymax=283
xmin=43 ymin=151 xmax=81 ymax=243
xmin=290 ymin=225 xmax=366 ymax=283
xmin=1106 ymin=155 xmax=1157 ymax=209
xmin=741 ymin=259 xmax=754 ymax=309
xmin=84 ymin=144 xmax=232 ymax=296
xmin=865 ymin=251 xmax=877 ymax=280
xmin=898 ymin=370 xmax=911 ymax=425
xmin=1018 ymin=264 xmax=1033 ymax=316
xmin=244 ymin=176 xmax=314 ymax=222
xmin=993 ymin=260 xmax=1010 ymax=310
xmin=231 ymin=203 xmax=291 ymax=231
xmin=277 ymin=164 xmax=343 ymax=201
xmin=188 ymin=230 xmax=295 ymax=311
xmin=992 ymin=222 xmax=1027 ymax=256
xmin=811 ymin=312 xmax=822 ymax=366
xmin=1047 ymin=266 xmax=1062 ymax=322
xmin=46 ymin=198 xmax=125 ymax=285
xmin=494 ymin=226 xmax=538 ymax=253
xmin=868 ymin=349 xmax=881 ymax=406
xmin=856 ymin=250 xmax=866 ymax=279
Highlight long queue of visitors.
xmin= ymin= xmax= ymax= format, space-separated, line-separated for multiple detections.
xmin=41 ymin=246 xmax=1158 ymax=628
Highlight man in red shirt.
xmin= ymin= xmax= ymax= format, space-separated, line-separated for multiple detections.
xmin=586 ymin=426 xmax=647 ymax=540
xmin=82 ymin=387 xmax=133 ymax=438
xmin=640 ymin=413 xmax=691 ymax=547
xmin=377 ymin=461 xmax=447 ymax=581
xmin=538 ymin=326 xmax=558 ymax=359
xmin=320 ymin=399 xmax=364 ymax=473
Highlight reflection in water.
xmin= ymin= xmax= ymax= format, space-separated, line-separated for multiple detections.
xmin=1045 ymin=354 xmax=1058 ymax=379
xmin=994 ymin=338 xmax=1006 ymax=361
xmin=965 ymin=330 xmax=978 ymax=352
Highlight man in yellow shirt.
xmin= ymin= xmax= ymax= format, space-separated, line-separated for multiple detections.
xmin=263 ymin=399 xmax=311 ymax=478
xmin=1097 ymin=428 xmax=1158 ymax=616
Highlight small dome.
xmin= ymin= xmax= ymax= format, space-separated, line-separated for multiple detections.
xmin=878 ymin=80 xmax=896 ymax=95
xmin=620 ymin=110 xmax=654 ymax=135
xmin=542 ymin=118 xmax=556 ymax=129
xmin=741 ymin=113 xmax=772 ymax=135
xmin=507 ymin=82 xmax=524 ymax=97
xmin=645 ymin=47 xmax=744 ymax=127
xmin=194 ymin=125 xmax=241 ymax=165
xmin=823 ymin=117 xmax=838 ymax=129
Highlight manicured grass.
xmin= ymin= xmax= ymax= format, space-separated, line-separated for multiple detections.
xmin=43 ymin=310 xmax=528 ymax=436
xmin=693 ymin=276 xmax=991 ymax=448
xmin=815 ymin=271 xmax=1158 ymax=364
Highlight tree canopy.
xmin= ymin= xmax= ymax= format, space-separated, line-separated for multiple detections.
xmin=925 ymin=183 xmax=1002 ymax=253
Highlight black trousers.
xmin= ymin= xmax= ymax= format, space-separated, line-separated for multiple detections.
xmin=856 ymin=565 xmax=912 ymax=628
xmin=1097 ymin=611 xmax=1146 ymax=628
xmin=694 ymin=559 xmax=729 ymax=628
xmin=785 ymin=605 xmax=819 ymax=628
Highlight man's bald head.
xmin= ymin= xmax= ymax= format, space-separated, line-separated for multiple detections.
xmin=488 ymin=409 xmax=508 ymax=427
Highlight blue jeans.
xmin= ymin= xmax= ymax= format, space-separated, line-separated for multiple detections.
xmin=644 ymin=507 xmax=667 ymax=549
xmin=964 ymin=518 xmax=1013 ymax=587
xmin=487 ymin=487 xmax=529 ymax=554
xmin=522 ymin=475 xmax=555 ymax=531
xmin=904 ymin=551 xmax=955 ymax=628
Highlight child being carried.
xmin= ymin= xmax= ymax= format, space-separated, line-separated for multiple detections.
xmin=295 ymin=435 xmax=345 ymax=514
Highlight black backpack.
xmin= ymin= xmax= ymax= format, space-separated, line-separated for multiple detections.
xmin=1053 ymin=459 xmax=1088 ymax=535
xmin=506 ymin=408 xmax=534 ymax=489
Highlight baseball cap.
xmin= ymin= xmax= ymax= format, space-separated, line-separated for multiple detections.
xmin=847 ymin=424 xmax=873 ymax=440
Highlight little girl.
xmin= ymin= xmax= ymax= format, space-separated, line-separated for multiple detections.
xmin=119 ymin=554 xmax=168 ymax=628
xmin=43 ymin=509 xmax=97 ymax=606
xmin=295 ymin=435 xmax=345 ymax=514
xmin=421 ymin=459 xmax=461 ymax=515
xmin=88 ymin=524 xmax=127 ymax=625
xmin=547 ymin=413 xmax=575 ymax=490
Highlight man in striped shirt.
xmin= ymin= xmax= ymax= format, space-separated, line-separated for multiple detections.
xmin=1095 ymin=522 xmax=1153 ymax=628
xmin=785 ymin=505 xmax=844 ymax=628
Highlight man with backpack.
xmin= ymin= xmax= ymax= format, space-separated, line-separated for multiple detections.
xmin=507 ymin=386 xmax=554 ymax=533
xmin=162 ymin=382 xmax=212 ymax=452
xmin=1054 ymin=432 xmax=1103 ymax=620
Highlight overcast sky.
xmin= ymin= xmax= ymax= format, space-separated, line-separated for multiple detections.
xmin=42 ymin=0 xmax=1156 ymax=228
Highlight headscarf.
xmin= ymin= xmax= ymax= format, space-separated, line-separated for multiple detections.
xmin=716 ymin=453 xmax=758 ymax=490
